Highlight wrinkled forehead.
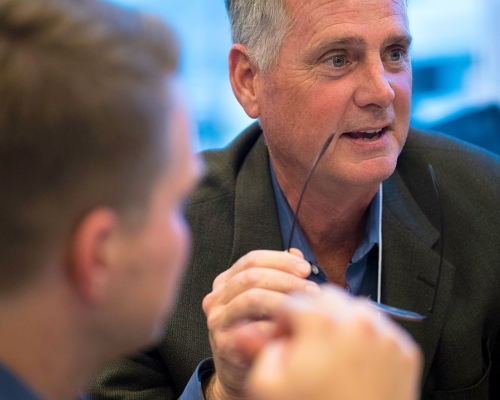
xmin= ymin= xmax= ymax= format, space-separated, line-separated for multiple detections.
xmin=280 ymin=0 xmax=410 ymax=55
xmin=285 ymin=0 xmax=408 ymax=29
xmin=284 ymin=0 xmax=408 ymax=11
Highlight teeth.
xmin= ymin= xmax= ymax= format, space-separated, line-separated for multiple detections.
xmin=344 ymin=127 xmax=385 ymax=141
xmin=360 ymin=135 xmax=380 ymax=140
xmin=358 ymin=128 xmax=383 ymax=134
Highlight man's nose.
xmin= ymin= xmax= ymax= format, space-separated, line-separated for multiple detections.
xmin=353 ymin=57 xmax=395 ymax=110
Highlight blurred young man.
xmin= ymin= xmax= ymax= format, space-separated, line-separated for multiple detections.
xmin=0 ymin=0 xmax=200 ymax=398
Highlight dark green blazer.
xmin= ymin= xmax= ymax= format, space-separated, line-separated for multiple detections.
xmin=91 ymin=123 xmax=500 ymax=399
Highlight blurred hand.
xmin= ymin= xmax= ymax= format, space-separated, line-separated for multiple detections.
xmin=201 ymin=249 xmax=320 ymax=400
xmin=246 ymin=286 xmax=422 ymax=400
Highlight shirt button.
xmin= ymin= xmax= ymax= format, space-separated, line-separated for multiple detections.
xmin=311 ymin=264 xmax=319 ymax=275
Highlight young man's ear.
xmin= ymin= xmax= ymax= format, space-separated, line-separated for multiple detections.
xmin=229 ymin=44 xmax=261 ymax=119
xmin=66 ymin=208 xmax=118 ymax=304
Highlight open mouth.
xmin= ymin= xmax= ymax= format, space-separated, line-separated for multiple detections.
xmin=343 ymin=127 xmax=388 ymax=141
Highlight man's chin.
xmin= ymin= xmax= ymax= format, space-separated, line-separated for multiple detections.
xmin=333 ymin=161 xmax=397 ymax=189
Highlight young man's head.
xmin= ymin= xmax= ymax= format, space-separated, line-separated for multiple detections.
xmin=0 ymin=0 xmax=199 ymax=367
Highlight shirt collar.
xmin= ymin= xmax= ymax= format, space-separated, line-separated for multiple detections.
xmin=0 ymin=362 xmax=42 ymax=400
xmin=270 ymin=162 xmax=381 ymax=264
xmin=0 ymin=361 xmax=89 ymax=400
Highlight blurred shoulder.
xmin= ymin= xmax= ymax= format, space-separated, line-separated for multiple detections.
xmin=187 ymin=122 xmax=263 ymax=205
xmin=401 ymin=127 xmax=500 ymax=187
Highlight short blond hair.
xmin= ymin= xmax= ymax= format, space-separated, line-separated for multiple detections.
xmin=0 ymin=0 xmax=178 ymax=294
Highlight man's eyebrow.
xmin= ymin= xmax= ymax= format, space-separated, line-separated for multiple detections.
xmin=327 ymin=36 xmax=367 ymax=47
xmin=314 ymin=36 xmax=367 ymax=54
xmin=305 ymin=36 xmax=366 ymax=63
xmin=382 ymin=34 xmax=413 ymax=48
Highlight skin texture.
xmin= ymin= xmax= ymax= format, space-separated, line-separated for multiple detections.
xmin=246 ymin=286 xmax=422 ymax=400
xmin=204 ymin=0 xmax=415 ymax=399
xmin=0 ymin=82 xmax=202 ymax=400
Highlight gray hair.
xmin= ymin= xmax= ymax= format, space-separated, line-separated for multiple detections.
xmin=225 ymin=0 xmax=409 ymax=72
xmin=225 ymin=0 xmax=290 ymax=71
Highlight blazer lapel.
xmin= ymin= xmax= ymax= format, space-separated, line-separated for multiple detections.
xmin=229 ymin=134 xmax=284 ymax=266
xmin=382 ymin=169 xmax=456 ymax=383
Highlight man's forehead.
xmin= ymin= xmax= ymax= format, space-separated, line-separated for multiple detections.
xmin=285 ymin=0 xmax=407 ymax=9
xmin=285 ymin=0 xmax=408 ymax=25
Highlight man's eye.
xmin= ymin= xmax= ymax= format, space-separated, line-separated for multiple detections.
xmin=330 ymin=55 xmax=346 ymax=67
xmin=389 ymin=50 xmax=403 ymax=61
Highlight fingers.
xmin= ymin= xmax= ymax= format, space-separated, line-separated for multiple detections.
xmin=248 ymin=285 xmax=423 ymax=400
xmin=288 ymin=248 xmax=304 ymax=258
xmin=286 ymin=286 xmax=420 ymax=363
xmin=203 ymin=249 xmax=319 ymax=319
xmin=211 ymin=249 xmax=310 ymax=290
xmin=206 ymin=289 xmax=290 ymax=331
xmin=216 ymin=267 xmax=320 ymax=306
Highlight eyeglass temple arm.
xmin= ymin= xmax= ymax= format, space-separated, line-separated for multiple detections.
xmin=369 ymin=301 xmax=426 ymax=322
xmin=372 ymin=165 xmax=443 ymax=322
xmin=286 ymin=131 xmax=336 ymax=251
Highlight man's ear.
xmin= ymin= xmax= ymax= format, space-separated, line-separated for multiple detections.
xmin=229 ymin=44 xmax=261 ymax=119
xmin=66 ymin=208 xmax=118 ymax=304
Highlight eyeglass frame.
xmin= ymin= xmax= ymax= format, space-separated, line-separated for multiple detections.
xmin=286 ymin=131 xmax=444 ymax=323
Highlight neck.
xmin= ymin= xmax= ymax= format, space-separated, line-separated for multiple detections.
xmin=274 ymin=162 xmax=379 ymax=285
xmin=0 ymin=284 xmax=103 ymax=400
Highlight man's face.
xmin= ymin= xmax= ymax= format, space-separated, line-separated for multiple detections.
xmin=255 ymin=0 xmax=411 ymax=188
xmin=107 ymin=91 xmax=201 ymax=350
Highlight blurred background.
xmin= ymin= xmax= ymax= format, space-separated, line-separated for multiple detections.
xmin=109 ymin=0 xmax=500 ymax=153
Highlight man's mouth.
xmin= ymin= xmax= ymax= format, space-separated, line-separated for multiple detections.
xmin=343 ymin=127 xmax=387 ymax=141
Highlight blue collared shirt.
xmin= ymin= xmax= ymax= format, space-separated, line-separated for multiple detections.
xmin=179 ymin=358 xmax=214 ymax=400
xmin=0 ymin=361 xmax=89 ymax=400
xmin=270 ymin=163 xmax=381 ymax=297
xmin=0 ymin=362 xmax=42 ymax=400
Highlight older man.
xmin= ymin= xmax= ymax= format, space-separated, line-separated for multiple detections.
xmin=92 ymin=0 xmax=500 ymax=399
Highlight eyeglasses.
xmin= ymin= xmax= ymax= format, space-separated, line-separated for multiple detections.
xmin=286 ymin=131 xmax=444 ymax=323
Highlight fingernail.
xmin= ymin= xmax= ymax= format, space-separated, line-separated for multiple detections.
xmin=306 ymin=283 xmax=321 ymax=295
xmin=296 ymin=261 xmax=311 ymax=275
